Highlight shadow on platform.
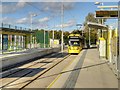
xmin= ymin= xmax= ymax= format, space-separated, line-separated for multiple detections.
xmin=2 ymin=52 xmax=68 ymax=72
xmin=2 ymin=68 xmax=46 ymax=78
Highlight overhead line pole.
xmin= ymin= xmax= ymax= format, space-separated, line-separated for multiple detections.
xmin=61 ymin=2 xmax=64 ymax=54
xmin=30 ymin=15 xmax=33 ymax=49
xmin=52 ymin=29 xmax=54 ymax=48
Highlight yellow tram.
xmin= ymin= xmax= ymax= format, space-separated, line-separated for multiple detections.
xmin=68 ymin=34 xmax=83 ymax=54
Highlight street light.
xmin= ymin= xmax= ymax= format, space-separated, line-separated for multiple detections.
xmin=95 ymin=2 xmax=104 ymax=37
xmin=30 ymin=13 xmax=37 ymax=49
xmin=95 ymin=2 xmax=104 ymax=7
xmin=89 ymin=27 xmax=91 ymax=48
xmin=76 ymin=24 xmax=83 ymax=36
xmin=44 ymin=24 xmax=48 ymax=48
xmin=52 ymin=16 xmax=55 ymax=48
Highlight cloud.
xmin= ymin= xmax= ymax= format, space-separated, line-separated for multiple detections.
xmin=33 ymin=23 xmax=49 ymax=29
xmin=40 ymin=2 xmax=75 ymax=15
xmin=1 ymin=0 xmax=28 ymax=14
xmin=55 ymin=19 xmax=76 ymax=28
xmin=1 ymin=16 xmax=30 ymax=25
xmin=1 ymin=1 xmax=75 ymax=15
xmin=32 ymin=17 xmax=50 ymax=29
xmin=39 ymin=17 xmax=50 ymax=22
xmin=16 ymin=17 xmax=29 ymax=24
xmin=2 ymin=15 xmax=50 ymax=25
xmin=1 ymin=17 xmax=17 ymax=24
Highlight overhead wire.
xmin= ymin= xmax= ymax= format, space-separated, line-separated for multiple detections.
xmin=63 ymin=4 xmax=78 ymax=31
xmin=25 ymin=2 xmax=61 ymax=30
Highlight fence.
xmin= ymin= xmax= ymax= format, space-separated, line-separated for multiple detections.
xmin=35 ymin=30 xmax=49 ymax=48
xmin=1 ymin=23 xmax=30 ymax=31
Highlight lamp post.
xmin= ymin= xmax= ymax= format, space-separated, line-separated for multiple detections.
xmin=89 ymin=28 xmax=91 ymax=48
xmin=52 ymin=19 xmax=55 ymax=48
xmin=95 ymin=2 xmax=104 ymax=37
xmin=43 ymin=29 xmax=45 ymax=48
xmin=30 ymin=14 xmax=37 ymax=49
xmin=76 ymin=24 xmax=82 ymax=36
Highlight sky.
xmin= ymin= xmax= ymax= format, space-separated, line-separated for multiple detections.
xmin=0 ymin=0 xmax=119 ymax=32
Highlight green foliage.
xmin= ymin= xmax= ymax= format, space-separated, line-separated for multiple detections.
xmin=34 ymin=29 xmax=70 ymax=45
xmin=83 ymin=12 xmax=104 ymax=44
xmin=64 ymin=31 xmax=70 ymax=45
xmin=49 ymin=30 xmax=61 ymax=39
xmin=71 ymin=30 xmax=82 ymax=35
xmin=83 ymin=13 xmax=98 ymax=26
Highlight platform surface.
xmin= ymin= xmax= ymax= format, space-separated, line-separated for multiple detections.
xmin=48 ymin=49 xmax=118 ymax=88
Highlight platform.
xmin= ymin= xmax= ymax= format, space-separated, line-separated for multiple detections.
xmin=0 ymin=47 xmax=60 ymax=71
xmin=48 ymin=49 xmax=118 ymax=88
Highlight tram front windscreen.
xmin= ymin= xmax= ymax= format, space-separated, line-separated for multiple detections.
xmin=68 ymin=39 xmax=80 ymax=46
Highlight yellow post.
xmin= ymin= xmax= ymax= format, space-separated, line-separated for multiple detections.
xmin=107 ymin=28 xmax=112 ymax=63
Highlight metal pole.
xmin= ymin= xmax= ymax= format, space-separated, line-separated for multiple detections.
xmin=101 ymin=2 xmax=104 ymax=37
xmin=48 ymin=30 xmax=50 ymax=48
xmin=84 ymin=38 xmax=86 ymax=48
xmin=115 ymin=28 xmax=118 ymax=76
xmin=101 ymin=18 xmax=104 ymax=37
xmin=61 ymin=2 xmax=64 ymax=53
xmin=53 ymin=16 xmax=55 ymax=48
xmin=82 ymin=29 xmax=83 ymax=36
xmin=30 ymin=15 xmax=32 ymax=49
xmin=14 ymin=35 xmax=17 ymax=51
xmin=52 ymin=29 xmax=54 ymax=48
xmin=0 ymin=34 xmax=2 ymax=53
xmin=118 ymin=1 xmax=120 ymax=79
xmin=44 ymin=30 xmax=45 ymax=48
xmin=89 ymin=28 xmax=91 ymax=48
xmin=95 ymin=2 xmax=104 ymax=37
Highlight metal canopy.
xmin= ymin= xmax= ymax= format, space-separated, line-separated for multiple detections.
xmin=87 ymin=22 xmax=108 ymax=30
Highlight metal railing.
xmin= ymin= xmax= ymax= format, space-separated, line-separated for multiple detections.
xmin=1 ymin=23 xmax=31 ymax=31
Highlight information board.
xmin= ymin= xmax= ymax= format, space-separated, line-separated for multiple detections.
xmin=96 ymin=10 xmax=118 ymax=18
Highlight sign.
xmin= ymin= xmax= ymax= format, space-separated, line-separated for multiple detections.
xmin=96 ymin=10 xmax=118 ymax=18
xmin=2 ymin=34 xmax=8 ymax=50
xmin=69 ymin=39 xmax=80 ymax=41
xmin=69 ymin=36 xmax=79 ymax=39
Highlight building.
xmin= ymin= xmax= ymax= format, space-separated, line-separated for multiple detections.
xmin=0 ymin=23 xmax=35 ymax=53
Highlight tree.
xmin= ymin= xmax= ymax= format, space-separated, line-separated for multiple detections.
xmin=84 ymin=13 xmax=98 ymax=25
xmin=83 ymin=13 xmax=99 ymax=44
xmin=64 ymin=31 xmax=70 ymax=45
xmin=71 ymin=30 xmax=82 ymax=35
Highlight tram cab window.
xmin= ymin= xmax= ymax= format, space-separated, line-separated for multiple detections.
xmin=69 ymin=41 xmax=80 ymax=46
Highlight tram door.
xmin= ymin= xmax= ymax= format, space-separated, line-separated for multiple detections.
xmin=2 ymin=34 xmax=8 ymax=50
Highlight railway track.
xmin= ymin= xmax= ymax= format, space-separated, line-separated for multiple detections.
xmin=1 ymin=51 xmax=70 ymax=89
xmin=1 ymin=52 xmax=62 ymax=78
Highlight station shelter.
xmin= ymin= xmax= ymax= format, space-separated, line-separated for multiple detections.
xmin=87 ymin=22 xmax=119 ymax=77
xmin=0 ymin=23 xmax=34 ymax=53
